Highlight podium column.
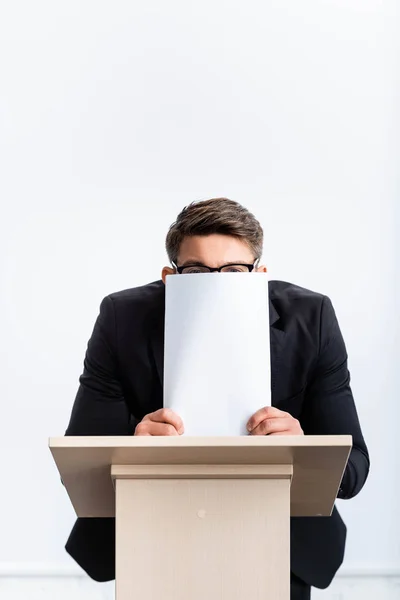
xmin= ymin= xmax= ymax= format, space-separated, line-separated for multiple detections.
xmin=113 ymin=463 xmax=293 ymax=600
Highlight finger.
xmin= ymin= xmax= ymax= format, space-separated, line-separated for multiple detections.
xmin=247 ymin=407 xmax=289 ymax=432
xmin=250 ymin=417 xmax=293 ymax=436
xmin=135 ymin=421 xmax=180 ymax=436
xmin=134 ymin=421 xmax=151 ymax=436
xmin=268 ymin=431 xmax=298 ymax=436
xmin=144 ymin=408 xmax=184 ymax=434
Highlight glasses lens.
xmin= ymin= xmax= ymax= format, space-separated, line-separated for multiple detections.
xmin=220 ymin=264 xmax=251 ymax=273
xmin=181 ymin=266 xmax=211 ymax=274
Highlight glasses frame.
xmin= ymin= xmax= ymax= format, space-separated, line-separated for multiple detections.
xmin=172 ymin=260 xmax=259 ymax=274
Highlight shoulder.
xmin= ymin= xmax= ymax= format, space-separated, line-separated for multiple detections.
xmin=269 ymin=279 xmax=325 ymax=303
xmin=105 ymin=280 xmax=165 ymax=317
xmin=268 ymin=280 xmax=329 ymax=327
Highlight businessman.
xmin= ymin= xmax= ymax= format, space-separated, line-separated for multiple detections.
xmin=65 ymin=197 xmax=369 ymax=600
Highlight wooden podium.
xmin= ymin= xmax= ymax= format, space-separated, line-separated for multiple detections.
xmin=49 ymin=435 xmax=351 ymax=600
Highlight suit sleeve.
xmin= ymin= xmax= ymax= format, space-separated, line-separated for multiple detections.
xmin=64 ymin=296 xmax=138 ymax=583
xmin=301 ymin=296 xmax=370 ymax=499
xmin=65 ymin=295 xmax=137 ymax=436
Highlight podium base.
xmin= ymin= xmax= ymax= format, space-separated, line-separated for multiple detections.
xmin=114 ymin=465 xmax=292 ymax=600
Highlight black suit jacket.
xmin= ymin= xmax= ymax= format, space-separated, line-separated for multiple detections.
xmin=65 ymin=280 xmax=369 ymax=589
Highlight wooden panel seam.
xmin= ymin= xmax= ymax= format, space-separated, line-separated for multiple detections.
xmin=111 ymin=463 xmax=294 ymax=480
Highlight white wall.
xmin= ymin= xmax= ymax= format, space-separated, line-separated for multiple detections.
xmin=1 ymin=1 xmax=399 ymax=597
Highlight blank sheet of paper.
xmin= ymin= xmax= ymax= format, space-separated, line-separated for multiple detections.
xmin=164 ymin=273 xmax=271 ymax=436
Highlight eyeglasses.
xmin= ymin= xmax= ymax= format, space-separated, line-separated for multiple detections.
xmin=173 ymin=261 xmax=258 ymax=274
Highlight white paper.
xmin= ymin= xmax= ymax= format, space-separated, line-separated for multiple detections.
xmin=164 ymin=273 xmax=271 ymax=435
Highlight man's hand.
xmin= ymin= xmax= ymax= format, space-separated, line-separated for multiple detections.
xmin=134 ymin=408 xmax=184 ymax=436
xmin=247 ymin=406 xmax=303 ymax=436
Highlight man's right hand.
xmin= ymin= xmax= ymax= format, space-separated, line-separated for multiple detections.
xmin=134 ymin=408 xmax=184 ymax=436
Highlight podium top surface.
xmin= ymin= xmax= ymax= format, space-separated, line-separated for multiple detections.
xmin=50 ymin=435 xmax=351 ymax=517
xmin=50 ymin=434 xmax=351 ymax=460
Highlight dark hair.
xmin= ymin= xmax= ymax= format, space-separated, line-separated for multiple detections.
xmin=165 ymin=197 xmax=263 ymax=264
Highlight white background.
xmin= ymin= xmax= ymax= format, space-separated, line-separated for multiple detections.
xmin=0 ymin=0 xmax=399 ymax=597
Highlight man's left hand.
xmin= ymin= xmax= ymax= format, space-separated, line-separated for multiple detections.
xmin=247 ymin=406 xmax=304 ymax=436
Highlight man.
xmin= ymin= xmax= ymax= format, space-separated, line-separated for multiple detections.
xmin=65 ymin=197 xmax=369 ymax=600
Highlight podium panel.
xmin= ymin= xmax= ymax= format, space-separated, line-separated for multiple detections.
xmin=115 ymin=475 xmax=290 ymax=600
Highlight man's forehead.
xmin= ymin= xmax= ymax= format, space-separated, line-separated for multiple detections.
xmin=179 ymin=258 xmax=251 ymax=266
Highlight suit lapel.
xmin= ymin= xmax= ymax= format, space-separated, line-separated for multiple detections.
xmin=150 ymin=301 xmax=165 ymax=387
xmin=269 ymin=299 xmax=286 ymax=405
